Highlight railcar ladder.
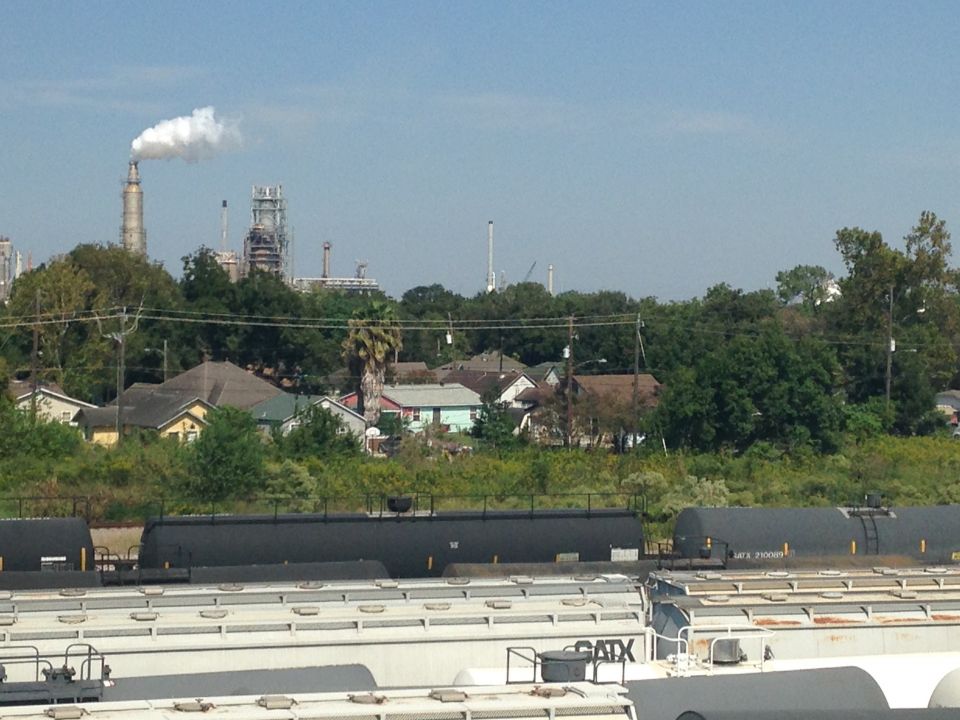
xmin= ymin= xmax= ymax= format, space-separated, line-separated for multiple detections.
xmin=859 ymin=513 xmax=880 ymax=555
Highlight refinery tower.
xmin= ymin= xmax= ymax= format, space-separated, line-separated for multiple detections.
xmin=120 ymin=161 xmax=146 ymax=256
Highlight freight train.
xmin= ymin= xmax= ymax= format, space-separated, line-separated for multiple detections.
xmin=3 ymin=499 xmax=960 ymax=588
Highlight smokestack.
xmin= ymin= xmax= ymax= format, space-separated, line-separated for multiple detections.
xmin=220 ymin=200 xmax=228 ymax=252
xmin=120 ymin=161 xmax=146 ymax=256
xmin=322 ymin=241 xmax=331 ymax=278
xmin=547 ymin=264 xmax=555 ymax=295
xmin=486 ymin=220 xmax=496 ymax=293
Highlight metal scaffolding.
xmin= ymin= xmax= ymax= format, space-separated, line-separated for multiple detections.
xmin=242 ymin=185 xmax=288 ymax=278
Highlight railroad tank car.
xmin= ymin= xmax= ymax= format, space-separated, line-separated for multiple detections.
xmin=0 ymin=517 xmax=94 ymax=572
xmin=673 ymin=505 xmax=960 ymax=564
xmin=625 ymin=667 xmax=890 ymax=719
xmin=138 ymin=508 xmax=645 ymax=577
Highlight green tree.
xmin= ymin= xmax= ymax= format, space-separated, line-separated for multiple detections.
xmin=472 ymin=398 xmax=519 ymax=450
xmin=828 ymin=215 xmax=959 ymax=432
xmin=184 ymin=407 xmax=265 ymax=501
xmin=275 ymin=404 xmax=359 ymax=459
xmin=6 ymin=260 xmax=95 ymax=387
xmin=0 ymin=397 xmax=82 ymax=461
xmin=342 ymin=301 xmax=403 ymax=425
xmin=178 ymin=248 xmax=240 ymax=362
xmin=775 ymin=264 xmax=834 ymax=307
xmin=653 ymin=325 xmax=842 ymax=453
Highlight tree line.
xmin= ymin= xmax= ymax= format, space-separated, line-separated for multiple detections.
xmin=1 ymin=209 xmax=958 ymax=456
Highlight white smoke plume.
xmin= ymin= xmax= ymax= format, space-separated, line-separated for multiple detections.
xmin=130 ymin=106 xmax=240 ymax=162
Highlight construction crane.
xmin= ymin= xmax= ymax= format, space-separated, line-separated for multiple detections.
xmin=522 ymin=261 xmax=537 ymax=283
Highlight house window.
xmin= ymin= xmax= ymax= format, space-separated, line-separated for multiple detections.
xmin=186 ymin=430 xmax=198 ymax=443
xmin=168 ymin=432 xmax=180 ymax=442
xmin=412 ymin=408 xmax=421 ymax=422
xmin=470 ymin=408 xmax=478 ymax=422
xmin=432 ymin=407 xmax=442 ymax=424
xmin=60 ymin=411 xmax=72 ymax=423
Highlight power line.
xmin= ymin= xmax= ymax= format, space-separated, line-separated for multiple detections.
xmin=0 ymin=306 xmax=952 ymax=351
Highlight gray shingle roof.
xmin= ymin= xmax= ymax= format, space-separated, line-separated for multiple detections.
xmin=382 ymin=383 xmax=482 ymax=408
xmin=157 ymin=361 xmax=283 ymax=410
xmin=434 ymin=351 xmax=526 ymax=377
xmin=77 ymin=390 xmax=211 ymax=431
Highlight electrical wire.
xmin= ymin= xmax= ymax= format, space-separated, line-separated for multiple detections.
xmin=0 ymin=305 xmax=947 ymax=351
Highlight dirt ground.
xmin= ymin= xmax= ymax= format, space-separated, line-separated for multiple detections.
xmin=91 ymin=526 xmax=143 ymax=559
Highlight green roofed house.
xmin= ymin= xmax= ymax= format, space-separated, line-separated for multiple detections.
xmin=249 ymin=393 xmax=366 ymax=440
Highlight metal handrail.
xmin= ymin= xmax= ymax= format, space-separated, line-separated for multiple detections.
xmin=0 ymin=496 xmax=90 ymax=521
xmin=505 ymin=646 xmax=540 ymax=684
xmin=0 ymin=492 xmax=646 ymax=524
xmin=63 ymin=643 xmax=107 ymax=682
xmin=149 ymin=492 xmax=645 ymax=523
xmin=0 ymin=645 xmax=54 ymax=682
xmin=674 ymin=623 xmax=775 ymax=673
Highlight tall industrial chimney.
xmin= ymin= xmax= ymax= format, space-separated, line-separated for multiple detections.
xmin=547 ymin=264 xmax=555 ymax=295
xmin=120 ymin=161 xmax=146 ymax=256
xmin=322 ymin=241 xmax=331 ymax=278
xmin=220 ymin=200 xmax=228 ymax=251
xmin=486 ymin=221 xmax=496 ymax=293
xmin=0 ymin=237 xmax=12 ymax=303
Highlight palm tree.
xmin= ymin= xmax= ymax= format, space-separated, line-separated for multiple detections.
xmin=342 ymin=301 xmax=403 ymax=425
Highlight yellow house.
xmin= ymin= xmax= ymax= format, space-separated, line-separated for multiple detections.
xmin=75 ymin=391 xmax=213 ymax=447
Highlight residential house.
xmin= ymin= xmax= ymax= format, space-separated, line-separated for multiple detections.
xmin=525 ymin=361 xmax=563 ymax=387
xmin=340 ymin=383 xmax=482 ymax=433
xmin=8 ymin=380 xmax=96 ymax=425
xmin=73 ymin=360 xmax=282 ymax=446
xmin=75 ymin=390 xmax=213 ymax=446
xmin=935 ymin=390 xmax=960 ymax=426
xmin=571 ymin=373 xmax=662 ymax=404
xmin=570 ymin=374 xmax=662 ymax=448
xmin=157 ymin=360 xmax=283 ymax=409
xmin=250 ymin=393 xmax=366 ymax=439
xmin=434 ymin=351 xmax=526 ymax=381
xmin=387 ymin=361 xmax=437 ymax=384
xmin=441 ymin=369 xmax=537 ymax=408
xmin=515 ymin=373 xmax=662 ymax=447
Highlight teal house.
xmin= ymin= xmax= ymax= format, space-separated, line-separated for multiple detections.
xmin=340 ymin=383 xmax=482 ymax=434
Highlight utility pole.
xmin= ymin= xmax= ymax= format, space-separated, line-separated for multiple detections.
xmin=565 ymin=315 xmax=574 ymax=449
xmin=30 ymin=290 xmax=40 ymax=419
xmin=632 ymin=313 xmax=640 ymax=448
xmin=116 ymin=308 xmax=127 ymax=443
xmin=885 ymin=284 xmax=894 ymax=409
xmin=96 ymin=304 xmax=142 ymax=445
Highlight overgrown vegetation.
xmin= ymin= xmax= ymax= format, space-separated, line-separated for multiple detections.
xmin=3 ymin=213 xmax=960 ymax=527
xmin=2 ymin=397 xmax=959 ymax=537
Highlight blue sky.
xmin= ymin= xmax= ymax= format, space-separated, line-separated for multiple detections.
xmin=3 ymin=1 xmax=960 ymax=300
